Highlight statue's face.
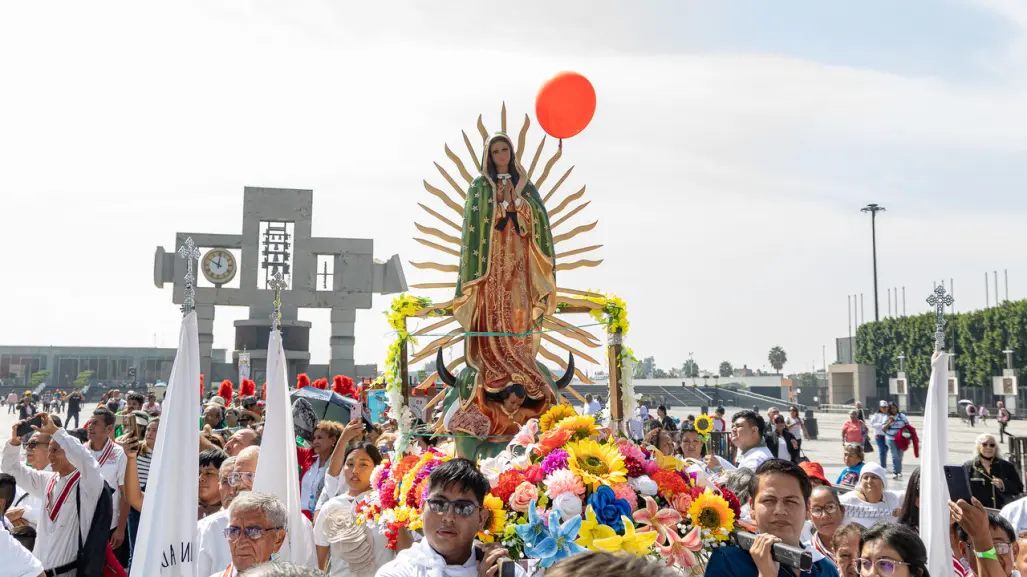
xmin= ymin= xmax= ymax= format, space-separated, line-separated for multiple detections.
xmin=502 ymin=390 xmax=525 ymax=413
xmin=489 ymin=140 xmax=511 ymax=170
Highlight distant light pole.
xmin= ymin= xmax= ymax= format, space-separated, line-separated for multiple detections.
xmin=861 ymin=203 xmax=886 ymax=321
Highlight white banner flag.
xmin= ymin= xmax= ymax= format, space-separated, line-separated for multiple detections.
xmin=253 ymin=329 xmax=317 ymax=566
xmin=130 ymin=311 xmax=201 ymax=577
xmin=920 ymin=351 xmax=952 ymax=577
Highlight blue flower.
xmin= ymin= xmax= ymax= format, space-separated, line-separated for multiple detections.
xmin=513 ymin=499 xmax=546 ymax=547
xmin=585 ymin=485 xmax=632 ymax=533
xmin=524 ymin=510 xmax=586 ymax=568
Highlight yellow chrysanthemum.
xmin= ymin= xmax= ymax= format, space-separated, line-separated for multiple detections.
xmin=540 ymin=404 xmax=577 ymax=432
xmin=565 ymin=439 xmax=627 ymax=489
xmin=555 ymin=414 xmax=599 ymax=440
xmin=693 ymin=414 xmax=714 ymax=435
xmin=477 ymin=494 xmax=507 ymax=543
xmin=687 ymin=491 xmax=735 ymax=539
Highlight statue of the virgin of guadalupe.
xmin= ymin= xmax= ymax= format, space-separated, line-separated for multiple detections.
xmin=438 ymin=133 xmax=572 ymax=457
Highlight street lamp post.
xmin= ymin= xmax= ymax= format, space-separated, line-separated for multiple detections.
xmin=861 ymin=203 xmax=886 ymax=321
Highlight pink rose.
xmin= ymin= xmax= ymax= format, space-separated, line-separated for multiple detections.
xmin=670 ymin=492 xmax=693 ymax=514
xmin=509 ymin=481 xmax=539 ymax=513
xmin=523 ymin=464 xmax=544 ymax=484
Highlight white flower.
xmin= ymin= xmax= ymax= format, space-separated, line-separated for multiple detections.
xmin=628 ymin=474 xmax=658 ymax=496
xmin=552 ymin=492 xmax=584 ymax=521
xmin=478 ymin=452 xmax=513 ymax=487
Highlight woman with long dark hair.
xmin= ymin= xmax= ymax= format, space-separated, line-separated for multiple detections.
xmin=315 ymin=443 xmax=397 ymax=577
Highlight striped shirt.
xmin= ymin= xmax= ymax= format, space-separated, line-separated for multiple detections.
xmin=137 ymin=452 xmax=152 ymax=491
xmin=885 ymin=414 xmax=909 ymax=440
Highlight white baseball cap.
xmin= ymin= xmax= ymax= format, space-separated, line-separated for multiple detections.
xmin=879 ymin=400 xmax=889 ymax=408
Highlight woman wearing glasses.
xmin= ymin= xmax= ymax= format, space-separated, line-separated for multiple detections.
xmin=965 ymin=433 xmax=1023 ymax=509
xmin=808 ymin=486 xmax=846 ymax=564
xmin=314 ymin=443 xmax=395 ymax=577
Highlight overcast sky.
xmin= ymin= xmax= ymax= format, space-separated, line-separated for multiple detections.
xmin=2 ymin=0 xmax=1026 ymax=376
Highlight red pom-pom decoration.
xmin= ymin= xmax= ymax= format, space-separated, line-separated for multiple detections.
xmin=312 ymin=378 xmax=328 ymax=390
xmin=239 ymin=378 xmax=256 ymax=397
xmin=332 ymin=375 xmax=358 ymax=399
xmin=296 ymin=373 xmax=311 ymax=390
xmin=217 ymin=380 xmax=234 ymax=403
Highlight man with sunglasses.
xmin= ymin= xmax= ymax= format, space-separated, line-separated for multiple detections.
xmin=706 ymin=459 xmax=839 ymax=577
xmin=212 ymin=491 xmax=288 ymax=576
xmin=5 ymin=430 xmax=53 ymax=530
xmin=377 ymin=459 xmax=511 ymax=577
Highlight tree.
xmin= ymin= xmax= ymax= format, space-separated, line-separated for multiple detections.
xmin=72 ymin=370 xmax=95 ymax=388
xmin=718 ymin=361 xmax=733 ymax=377
xmin=29 ymin=370 xmax=51 ymax=386
xmin=653 ymin=368 xmax=669 ymax=379
xmin=634 ymin=356 xmax=656 ymax=379
xmin=681 ymin=360 xmax=700 ymax=379
xmin=768 ymin=346 xmax=788 ymax=374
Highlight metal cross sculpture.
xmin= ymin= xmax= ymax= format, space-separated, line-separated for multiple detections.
xmin=926 ymin=285 xmax=954 ymax=352
xmin=268 ymin=270 xmax=288 ymax=332
xmin=177 ymin=237 xmax=202 ymax=316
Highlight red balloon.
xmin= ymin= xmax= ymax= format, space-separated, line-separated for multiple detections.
xmin=535 ymin=71 xmax=596 ymax=139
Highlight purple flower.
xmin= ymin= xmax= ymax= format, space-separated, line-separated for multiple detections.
xmin=541 ymin=449 xmax=570 ymax=475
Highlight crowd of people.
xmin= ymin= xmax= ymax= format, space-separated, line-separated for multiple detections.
xmin=4 ymin=383 xmax=1027 ymax=577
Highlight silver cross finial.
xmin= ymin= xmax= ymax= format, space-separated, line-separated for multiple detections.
xmin=268 ymin=271 xmax=288 ymax=331
xmin=926 ymin=285 xmax=954 ymax=352
xmin=177 ymin=237 xmax=202 ymax=316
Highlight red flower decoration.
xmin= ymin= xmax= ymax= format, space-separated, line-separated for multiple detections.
xmin=719 ymin=486 xmax=742 ymax=520
xmin=688 ymin=485 xmax=705 ymax=500
xmin=651 ymin=469 xmax=689 ymax=500
xmin=380 ymin=479 xmax=399 ymax=509
xmin=491 ymin=470 xmax=527 ymax=503
xmin=523 ymin=464 xmax=544 ymax=484
xmin=623 ymin=456 xmax=644 ymax=478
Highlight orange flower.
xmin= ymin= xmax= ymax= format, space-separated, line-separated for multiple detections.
xmin=536 ymin=427 xmax=572 ymax=455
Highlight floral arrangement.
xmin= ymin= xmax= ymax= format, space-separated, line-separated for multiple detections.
xmin=382 ymin=294 xmax=437 ymax=453
xmin=363 ymin=405 xmax=740 ymax=572
xmin=354 ymin=448 xmax=451 ymax=549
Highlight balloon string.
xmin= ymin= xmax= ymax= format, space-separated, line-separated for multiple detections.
xmin=559 ymin=138 xmax=563 ymax=150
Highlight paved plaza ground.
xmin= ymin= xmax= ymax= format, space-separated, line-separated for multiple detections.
xmin=0 ymin=402 xmax=1014 ymax=492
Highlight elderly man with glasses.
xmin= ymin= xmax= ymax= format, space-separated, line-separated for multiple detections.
xmin=210 ymin=491 xmax=288 ymax=577
xmin=199 ymin=447 xmax=259 ymax=576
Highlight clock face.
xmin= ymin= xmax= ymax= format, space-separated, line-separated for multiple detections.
xmin=201 ymin=249 xmax=237 ymax=285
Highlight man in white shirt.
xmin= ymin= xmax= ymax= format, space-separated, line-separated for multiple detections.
xmin=211 ymin=491 xmax=288 ymax=577
xmin=707 ymin=410 xmax=774 ymax=474
xmin=6 ymin=431 xmax=54 ymax=530
xmin=867 ymin=400 xmax=891 ymax=469
xmin=584 ymin=394 xmax=601 ymax=416
xmin=2 ymin=412 xmax=105 ymax=576
xmin=376 ymin=459 xmax=508 ymax=577
xmin=197 ymin=455 xmax=240 ymax=577
xmin=84 ymin=408 xmax=128 ymax=554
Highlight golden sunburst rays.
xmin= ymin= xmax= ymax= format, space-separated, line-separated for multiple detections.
xmin=407 ymin=103 xmax=606 ymax=379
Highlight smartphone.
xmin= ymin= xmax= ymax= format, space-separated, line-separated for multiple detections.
xmin=945 ymin=465 xmax=974 ymax=503
xmin=16 ymin=415 xmax=43 ymax=438
xmin=499 ymin=558 xmax=538 ymax=577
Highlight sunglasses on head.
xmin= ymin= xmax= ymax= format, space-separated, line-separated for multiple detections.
xmin=425 ymin=498 xmax=481 ymax=517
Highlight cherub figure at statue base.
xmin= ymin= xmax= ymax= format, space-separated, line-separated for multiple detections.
xmin=436 ymin=349 xmax=573 ymax=460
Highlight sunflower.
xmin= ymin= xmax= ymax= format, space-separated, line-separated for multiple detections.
xmin=686 ymin=491 xmax=735 ymax=539
xmin=540 ymin=404 xmax=577 ymax=432
xmin=555 ymin=414 xmax=599 ymax=440
xmin=565 ymin=439 xmax=627 ymax=489
xmin=693 ymin=414 xmax=714 ymax=435
xmin=477 ymin=494 xmax=507 ymax=543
